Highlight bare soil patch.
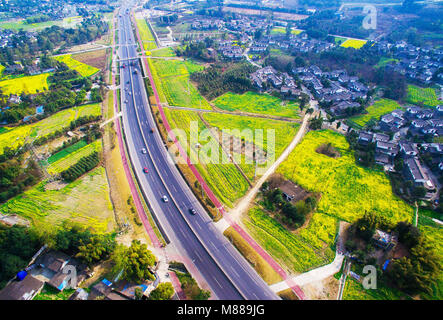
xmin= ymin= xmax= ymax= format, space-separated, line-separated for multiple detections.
xmin=73 ymin=49 xmax=108 ymax=71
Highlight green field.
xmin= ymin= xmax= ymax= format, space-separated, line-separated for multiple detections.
xmin=150 ymin=47 xmax=176 ymax=57
xmin=334 ymin=37 xmax=347 ymax=45
xmin=0 ymin=19 xmax=58 ymax=31
xmin=0 ymin=103 xmax=100 ymax=154
xmin=47 ymin=140 xmax=102 ymax=174
xmin=33 ymin=284 xmax=75 ymax=300
xmin=164 ymin=108 xmax=249 ymax=206
xmin=47 ymin=140 xmax=88 ymax=164
xmin=0 ymin=16 xmax=82 ymax=31
xmin=244 ymin=207 xmax=335 ymax=273
xmin=54 ymin=54 xmax=99 ymax=77
xmin=341 ymin=39 xmax=367 ymax=49
xmin=0 ymin=73 xmax=50 ymax=95
xmin=376 ymin=57 xmax=399 ymax=68
xmin=270 ymin=27 xmax=302 ymax=35
xmin=136 ymin=18 xmax=157 ymax=51
xmin=212 ymin=92 xmax=300 ymax=119
xmin=342 ymin=278 xmax=409 ymax=300
xmin=418 ymin=217 xmax=443 ymax=300
xmin=0 ymin=167 xmax=115 ymax=233
xmin=202 ymin=113 xmax=299 ymax=159
xmin=202 ymin=113 xmax=300 ymax=180
xmin=407 ymin=85 xmax=440 ymax=108
xmin=348 ymin=99 xmax=403 ymax=127
xmin=149 ymin=58 xmax=210 ymax=109
xmin=277 ymin=130 xmax=414 ymax=224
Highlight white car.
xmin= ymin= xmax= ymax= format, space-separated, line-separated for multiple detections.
xmin=162 ymin=195 xmax=168 ymax=203
xmin=141 ymin=148 xmax=147 ymax=154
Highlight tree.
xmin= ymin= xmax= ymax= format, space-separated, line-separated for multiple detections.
xmin=308 ymin=116 xmax=323 ymax=130
xmin=134 ymin=287 xmax=144 ymax=300
xmin=354 ymin=212 xmax=378 ymax=241
xmin=387 ymin=238 xmax=440 ymax=295
xmin=0 ymin=225 xmax=42 ymax=288
xmin=395 ymin=222 xmax=420 ymax=249
xmin=149 ymin=282 xmax=174 ymax=300
xmin=75 ymin=234 xmax=116 ymax=266
xmin=411 ymin=186 xmax=426 ymax=199
xmin=121 ymin=240 xmax=156 ymax=283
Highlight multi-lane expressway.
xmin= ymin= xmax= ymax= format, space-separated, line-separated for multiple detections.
xmin=116 ymin=5 xmax=279 ymax=300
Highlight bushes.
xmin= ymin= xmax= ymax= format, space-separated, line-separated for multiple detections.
xmin=262 ymin=187 xmax=317 ymax=229
xmin=0 ymin=225 xmax=42 ymax=289
xmin=191 ymin=63 xmax=257 ymax=100
xmin=60 ymin=151 xmax=100 ymax=182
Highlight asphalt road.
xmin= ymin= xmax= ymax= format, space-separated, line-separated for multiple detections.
xmin=117 ymin=4 xmax=278 ymax=300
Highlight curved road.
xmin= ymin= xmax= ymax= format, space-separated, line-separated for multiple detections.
xmin=117 ymin=4 xmax=278 ymax=300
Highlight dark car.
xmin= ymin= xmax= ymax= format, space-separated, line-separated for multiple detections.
xmin=189 ymin=208 xmax=196 ymax=215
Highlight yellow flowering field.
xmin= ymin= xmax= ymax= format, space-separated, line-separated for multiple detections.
xmin=277 ymin=130 xmax=413 ymax=224
xmin=0 ymin=167 xmax=115 ymax=233
xmin=54 ymin=54 xmax=99 ymax=77
xmin=0 ymin=73 xmax=50 ymax=95
xmin=0 ymin=103 xmax=100 ymax=154
xmin=341 ymin=39 xmax=367 ymax=49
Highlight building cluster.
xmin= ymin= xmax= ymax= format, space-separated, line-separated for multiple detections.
xmin=217 ymin=40 xmax=244 ymax=60
xmin=225 ymin=17 xmax=269 ymax=35
xmin=293 ymin=66 xmax=369 ymax=117
xmin=289 ymin=35 xmax=334 ymax=54
xmin=379 ymin=105 xmax=443 ymax=138
xmin=380 ymin=41 xmax=443 ymax=86
xmin=250 ymin=66 xmax=301 ymax=98
xmin=0 ymin=249 xmax=89 ymax=300
xmin=0 ymin=248 xmax=160 ymax=301
xmin=357 ymin=105 xmax=443 ymax=198
xmin=191 ymin=19 xmax=223 ymax=30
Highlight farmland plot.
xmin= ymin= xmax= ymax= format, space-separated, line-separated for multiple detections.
xmin=0 ymin=73 xmax=50 ymax=95
xmin=340 ymin=39 xmax=367 ymax=49
xmin=0 ymin=167 xmax=115 ymax=233
xmin=54 ymin=54 xmax=99 ymax=77
xmin=0 ymin=103 xmax=100 ymax=154
xmin=212 ymin=92 xmax=300 ymax=119
xmin=348 ymin=99 xmax=403 ymax=127
xmin=136 ymin=18 xmax=157 ymax=51
xmin=149 ymin=58 xmax=211 ymax=109
xmin=407 ymin=85 xmax=440 ymax=108
xmin=244 ymin=207 xmax=335 ymax=273
xmin=47 ymin=140 xmax=102 ymax=174
xmin=47 ymin=140 xmax=88 ymax=164
xmin=202 ymin=113 xmax=300 ymax=164
xmin=150 ymin=47 xmax=176 ymax=57
xmin=164 ymin=108 xmax=249 ymax=206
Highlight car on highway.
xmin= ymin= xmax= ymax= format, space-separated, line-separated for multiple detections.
xmin=162 ymin=195 xmax=168 ymax=203
xmin=189 ymin=208 xmax=197 ymax=215
xmin=150 ymin=128 xmax=155 ymax=133
xmin=143 ymin=167 xmax=149 ymax=173
xmin=141 ymin=148 xmax=147 ymax=154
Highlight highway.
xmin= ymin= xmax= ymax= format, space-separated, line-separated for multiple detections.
xmin=116 ymin=4 xmax=279 ymax=300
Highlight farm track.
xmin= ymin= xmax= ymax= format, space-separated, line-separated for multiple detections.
xmin=197 ymin=112 xmax=253 ymax=187
xmin=165 ymin=105 xmax=302 ymax=123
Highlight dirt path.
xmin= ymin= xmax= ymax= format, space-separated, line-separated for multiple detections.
xmin=269 ymin=221 xmax=347 ymax=293
xmin=197 ymin=112 xmax=253 ymax=187
xmin=165 ymin=105 xmax=301 ymax=123
xmin=229 ymin=112 xmax=311 ymax=222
